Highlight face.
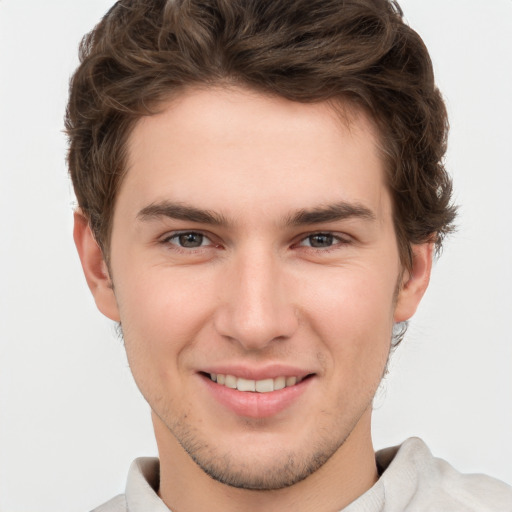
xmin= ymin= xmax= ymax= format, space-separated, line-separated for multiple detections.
xmin=76 ymin=86 xmax=431 ymax=491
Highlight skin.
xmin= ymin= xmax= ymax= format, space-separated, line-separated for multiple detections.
xmin=74 ymin=86 xmax=432 ymax=512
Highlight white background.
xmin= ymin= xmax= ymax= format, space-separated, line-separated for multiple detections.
xmin=1 ymin=1 xmax=511 ymax=510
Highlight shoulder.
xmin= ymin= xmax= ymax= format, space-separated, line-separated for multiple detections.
xmin=377 ymin=437 xmax=512 ymax=512
xmin=90 ymin=494 xmax=127 ymax=512
xmin=90 ymin=457 xmax=165 ymax=512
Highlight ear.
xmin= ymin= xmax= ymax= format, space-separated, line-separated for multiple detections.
xmin=73 ymin=211 xmax=120 ymax=321
xmin=394 ymin=243 xmax=433 ymax=323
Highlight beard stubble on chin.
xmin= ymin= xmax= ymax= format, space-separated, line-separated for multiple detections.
xmin=159 ymin=404 xmax=366 ymax=492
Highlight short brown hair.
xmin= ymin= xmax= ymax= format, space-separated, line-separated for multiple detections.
xmin=66 ymin=0 xmax=456 ymax=267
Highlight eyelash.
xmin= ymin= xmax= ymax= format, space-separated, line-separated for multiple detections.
xmin=160 ymin=231 xmax=352 ymax=254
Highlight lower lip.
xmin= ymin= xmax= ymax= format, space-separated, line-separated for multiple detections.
xmin=201 ymin=375 xmax=312 ymax=418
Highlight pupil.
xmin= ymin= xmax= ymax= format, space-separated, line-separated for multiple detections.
xmin=310 ymin=234 xmax=333 ymax=248
xmin=179 ymin=233 xmax=203 ymax=248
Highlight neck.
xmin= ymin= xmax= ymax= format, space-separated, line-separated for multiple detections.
xmin=153 ymin=408 xmax=378 ymax=512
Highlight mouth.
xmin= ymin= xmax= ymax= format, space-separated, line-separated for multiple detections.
xmin=200 ymin=370 xmax=315 ymax=418
xmin=202 ymin=372 xmax=312 ymax=393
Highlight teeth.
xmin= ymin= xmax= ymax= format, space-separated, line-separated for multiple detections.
xmin=255 ymin=378 xmax=274 ymax=393
xmin=225 ymin=375 xmax=237 ymax=389
xmin=210 ymin=373 xmax=304 ymax=393
xmin=286 ymin=376 xmax=297 ymax=387
xmin=274 ymin=376 xmax=286 ymax=390
xmin=237 ymin=377 xmax=256 ymax=392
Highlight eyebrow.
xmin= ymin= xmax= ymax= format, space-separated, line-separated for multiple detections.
xmin=137 ymin=202 xmax=229 ymax=225
xmin=137 ymin=200 xmax=376 ymax=227
xmin=285 ymin=201 xmax=376 ymax=226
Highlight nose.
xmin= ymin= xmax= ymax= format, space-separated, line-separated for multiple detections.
xmin=213 ymin=249 xmax=299 ymax=351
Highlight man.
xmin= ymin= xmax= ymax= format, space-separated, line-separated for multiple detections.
xmin=66 ymin=0 xmax=512 ymax=510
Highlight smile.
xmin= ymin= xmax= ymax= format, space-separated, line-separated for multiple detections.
xmin=201 ymin=370 xmax=314 ymax=417
xmin=209 ymin=373 xmax=304 ymax=393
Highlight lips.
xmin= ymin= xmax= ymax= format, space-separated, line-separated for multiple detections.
xmin=200 ymin=368 xmax=314 ymax=418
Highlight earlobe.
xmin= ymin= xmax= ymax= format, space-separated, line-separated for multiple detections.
xmin=394 ymin=243 xmax=434 ymax=323
xmin=73 ymin=211 xmax=121 ymax=321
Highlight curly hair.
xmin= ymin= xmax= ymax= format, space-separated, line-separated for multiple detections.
xmin=66 ymin=0 xmax=456 ymax=269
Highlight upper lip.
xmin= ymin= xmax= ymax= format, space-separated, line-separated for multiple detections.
xmin=199 ymin=364 xmax=314 ymax=381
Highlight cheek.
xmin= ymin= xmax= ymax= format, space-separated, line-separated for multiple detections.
xmin=302 ymin=265 xmax=396 ymax=372
xmin=118 ymin=263 xmax=215 ymax=331
xmin=113 ymin=268 xmax=216 ymax=385
xmin=305 ymin=264 xmax=396 ymax=328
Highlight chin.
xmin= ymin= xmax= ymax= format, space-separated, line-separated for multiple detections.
xmin=174 ymin=424 xmax=347 ymax=491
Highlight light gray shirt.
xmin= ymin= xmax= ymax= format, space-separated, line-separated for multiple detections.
xmin=92 ymin=438 xmax=512 ymax=511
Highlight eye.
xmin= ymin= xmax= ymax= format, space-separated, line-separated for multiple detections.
xmin=306 ymin=233 xmax=333 ymax=248
xmin=297 ymin=232 xmax=350 ymax=249
xmin=165 ymin=232 xmax=211 ymax=248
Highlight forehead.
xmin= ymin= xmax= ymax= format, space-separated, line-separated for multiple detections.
xmin=120 ymin=86 xmax=389 ymax=224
